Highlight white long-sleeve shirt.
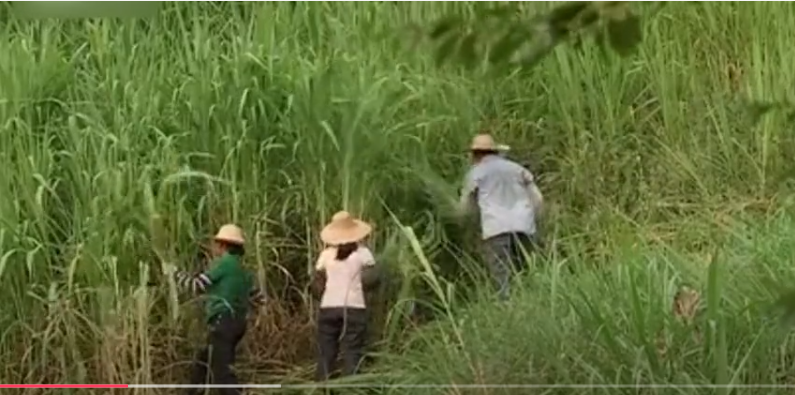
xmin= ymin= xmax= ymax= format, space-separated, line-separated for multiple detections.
xmin=460 ymin=155 xmax=542 ymax=240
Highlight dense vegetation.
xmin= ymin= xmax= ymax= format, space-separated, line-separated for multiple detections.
xmin=1 ymin=2 xmax=794 ymax=394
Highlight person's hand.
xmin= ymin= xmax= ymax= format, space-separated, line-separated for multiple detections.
xmin=249 ymin=293 xmax=267 ymax=307
xmin=249 ymin=293 xmax=267 ymax=328
xmin=311 ymin=272 xmax=326 ymax=299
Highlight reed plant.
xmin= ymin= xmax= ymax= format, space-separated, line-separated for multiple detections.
xmin=0 ymin=2 xmax=793 ymax=394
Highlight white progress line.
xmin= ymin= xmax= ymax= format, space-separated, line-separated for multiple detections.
xmin=127 ymin=385 xmax=280 ymax=389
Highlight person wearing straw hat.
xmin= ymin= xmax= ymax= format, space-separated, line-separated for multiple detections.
xmin=312 ymin=211 xmax=380 ymax=381
xmin=458 ymin=133 xmax=544 ymax=300
xmin=169 ymin=224 xmax=264 ymax=395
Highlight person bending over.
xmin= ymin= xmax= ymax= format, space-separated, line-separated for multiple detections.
xmin=458 ymin=133 xmax=544 ymax=301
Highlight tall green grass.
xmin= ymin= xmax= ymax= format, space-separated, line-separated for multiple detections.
xmin=369 ymin=211 xmax=795 ymax=395
xmin=0 ymin=1 xmax=793 ymax=393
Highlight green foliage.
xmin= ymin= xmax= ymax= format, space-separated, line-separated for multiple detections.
xmin=0 ymin=1 xmax=793 ymax=389
xmin=603 ymin=6 xmax=642 ymax=56
xmin=428 ymin=2 xmax=648 ymax=69
xmin=369 ymin=213 xmax=795 ymax=394
xmin=428 ymin=1 xmax=795 ymax=127
xmin=748 ymin=100 xmax=795 ymax=125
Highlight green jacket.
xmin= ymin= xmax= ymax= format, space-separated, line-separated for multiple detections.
xmin=175 ymin=253 xmax=264 ymax=323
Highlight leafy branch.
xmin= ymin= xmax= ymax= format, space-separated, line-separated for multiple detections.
xmin=427 ymin=2 xmax=794 ymax=121
xmin=429 ymin=2 xmax=648 ymax=69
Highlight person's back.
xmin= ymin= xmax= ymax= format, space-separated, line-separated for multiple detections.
xmin=469 ymin=155 xmax=537 ymax=240
xmin=318 ymin=246 xmax=374 ymax=309
xmin=459 ymin=133 xmax=544 ymax=301
xmin=205 ymin=253 xmax=254 ymax=321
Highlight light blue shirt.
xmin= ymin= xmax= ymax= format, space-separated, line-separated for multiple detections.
xmin=460 ymin=155 xmax=538 ymax=240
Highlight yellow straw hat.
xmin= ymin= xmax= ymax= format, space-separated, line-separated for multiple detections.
xmin=470 ymin=133 xmax=510 ymax=152
xmin=213 ymin=224 xmax=245 ymax=245
xmin=320 ymin=211 xmax=372 ymax=245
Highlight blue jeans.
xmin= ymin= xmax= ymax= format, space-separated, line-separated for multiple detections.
xmin=482 ymin=232 xmax=538 ymax=300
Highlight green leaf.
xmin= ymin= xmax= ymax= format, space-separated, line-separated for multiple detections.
xmin=705 ymin=252 xmax=728 ymax=391
xmin=594 ymin=30 xmax=609 ymax=59
xmin=579 ymin=6 xmax=600 ymax=26
xmin=488 ymin=29 xmax=525 ymax=65
xmin=606 ymin=13 xmax=642 ymax=57
xmin=773 ymin=289 xmax=795 ymax=327
xmin=747 ymin=101 xmax=777 ymax=124
xmin=548 ymin=2 xmax=600 ymax=40
xmin=517 ymin=44 xmax=554 ymax=70
xmin=430 ymin=16 xmax=461 ymax=40
xmin=458 ymin=32 xmax=478 ymax=68
xmin=548 ymin=1 xmax=590 ymax=27
xmin=480 ymin=4 xmax=520 ymax=21
xmin=435 ymin=34 xmax=460 ymax=65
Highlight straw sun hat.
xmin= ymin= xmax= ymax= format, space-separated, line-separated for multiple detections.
xmin=470 ymin=133 xmax=510 ymax=152
xmin=213 ymin=224 xmax=245 ymax=245
xmin=320 ymin=211 xmax=372 ymax=245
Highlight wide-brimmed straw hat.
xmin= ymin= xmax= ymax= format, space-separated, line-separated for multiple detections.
xmin=320 ymin=211 xmax=372 ymax=245
xmin=470 ymin=133 xmax=510 ymax=152
xmin=214 ymin=224 xmax=245 ymax=245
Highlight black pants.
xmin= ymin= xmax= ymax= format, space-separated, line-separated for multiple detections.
xmin=315 ymin=307 xmax=368 ymax=381
xmin=188 ymin=312 xmax=247 ymax=395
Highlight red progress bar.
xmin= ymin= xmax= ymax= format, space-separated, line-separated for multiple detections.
xmin=0 ymin=385 xmax=128 ymax=388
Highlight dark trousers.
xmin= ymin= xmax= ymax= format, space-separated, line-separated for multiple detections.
xmin=482 ymin=232 xmax=539 ymax=300
xmin=188 ymin=312 xmax=247 ymax=395
xmin=315 ymin=307 xmax=368 ymax=381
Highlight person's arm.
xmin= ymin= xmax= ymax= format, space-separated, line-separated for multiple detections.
xmin=248 ymin=285 xmax=266 ymax=307
xmin=311 ymin=271 xmax=326 ymax=300
xmin=310 ymin=251 xmax=328 ymax=300
xmin=457 ymin=168 xmax=479 ymax=216
xmin=521 ymin=168 xmax=544 ymax=214
xmin=174 ymin=256 xmax=232 ymax=295
xmin=358 ymin=248 xmax=381 ymax=291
